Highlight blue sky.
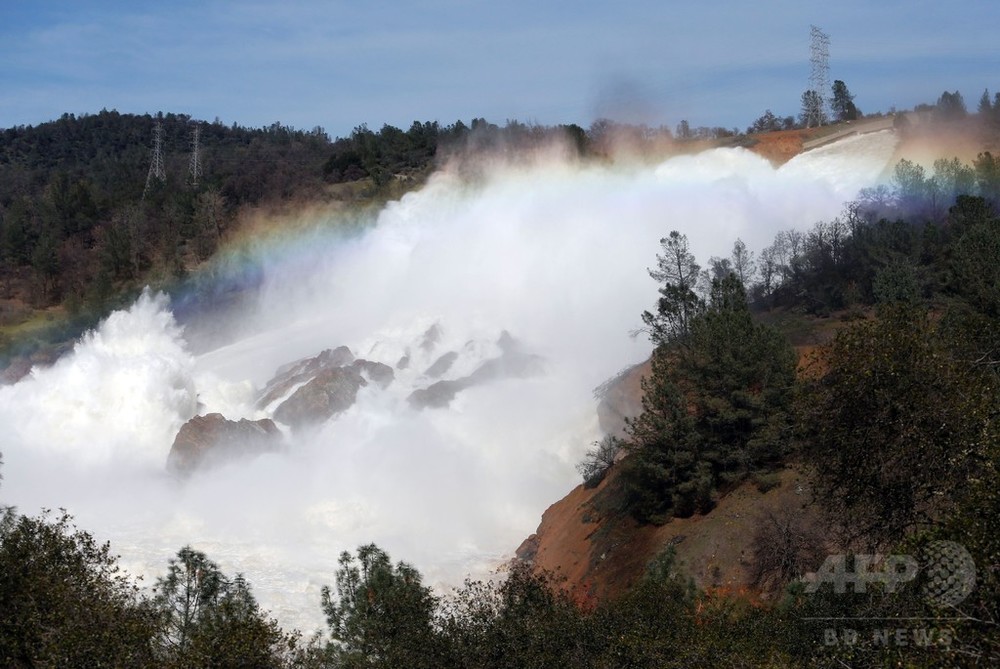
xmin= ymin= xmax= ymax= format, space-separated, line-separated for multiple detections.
xmin=2 ymin=1 xmax=998 ymax=138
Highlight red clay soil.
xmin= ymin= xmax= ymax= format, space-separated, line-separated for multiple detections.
xmin=518 ymin=465 xmax=819 ymax=606
xmin=745 ymin=129 xmax=809 ymax=165
xmin=519 ymin=316 xmax=844 ymax=605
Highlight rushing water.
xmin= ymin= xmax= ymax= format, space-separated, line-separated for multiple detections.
xmin=0 ymin=130 xmax=898 ymax=631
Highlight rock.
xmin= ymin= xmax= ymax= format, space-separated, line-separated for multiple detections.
xmin=273 ymin=365 xmax=366 ymax=429
xmin=408 ymin=333 xmax=544 ymax=409
xmin=407 ymin=378 xmax=470 ymax=409
xmin=419 ymin=323 xmax=442 ymax=352
xmin=167 ymin=413 xmax=283 ymax=474
xmin=0 ymin=356 xmax=33 ymax=385
xmin=423 ymin=351 xmax=458 ymax=378
xmin=595 ymin=360 xmax=650 ymax=438
xmin=516 ymin=533 xmax=540 ymax=564
xmin=469 ymin=349 xmax=544 ymax=382
xmin=259 ymin=348 xmax=395 ymax=430
xmin=352 ymin=359 xmax=394 ymax=388
xmin=257 ymin=346 xmax=355 ymax=409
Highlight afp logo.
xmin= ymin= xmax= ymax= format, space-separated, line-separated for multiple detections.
xmin=802 ymin=541 xmax=976 ymax=607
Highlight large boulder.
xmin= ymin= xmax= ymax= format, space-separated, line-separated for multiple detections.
xmin=407 ymin=378 xmax=470 ymax=410
xmin=595 ymin=360 xmax=651 ymax=439
xmin=257 ymin=346 xmax=355 ymax=409
xmin=167 ymin=413 xmax=283 ymax=474
xmin=407 ymin=332 xmax=543 ymax=409
xmin=272 ymin=358 xmax=394 ymax=429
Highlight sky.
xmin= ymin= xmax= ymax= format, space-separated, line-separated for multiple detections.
xmin=2 ymin=0 xmax=999 ymax=138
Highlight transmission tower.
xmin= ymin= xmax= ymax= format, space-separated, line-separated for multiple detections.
xmin=188 ymin=123 xmax=203 ymax=187
xmin=807 ymin=25 xmax=830 ymax=127
xmin=143 ymin=121 xmax=166 ymax=199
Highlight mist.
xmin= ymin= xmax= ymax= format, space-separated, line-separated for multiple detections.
xmin=0 ymin=130 xmax=897 ymax=631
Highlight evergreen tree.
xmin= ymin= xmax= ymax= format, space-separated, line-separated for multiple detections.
xmin=321 ymin=544 xmax=443 ymax=669
xmin=978 ymin=88 xmax=993 ymax=115
xmin=831 ymin=80 xmax=859 ymax=121
xmin=800 ymin=89 xmax=827 ymax=127
xmin=798 ymin=306 xmax=993 ymax=547
xmin=0 ymin=510 xmax=159 ymax=667
xmin=624 ymin=274 xmax=796 ymax=521
xmin=154 ymin=545 xmax=292 ymax=668
xmin=641 ymin=230 xmax=703 ymax=345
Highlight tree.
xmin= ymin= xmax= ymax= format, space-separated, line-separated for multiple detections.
xmin=831 ymin=80 xmax=859 ymax=121
xmin=193 ymin=188 xmax=227 ymax=260
xmin=731 ymin=238 xmax=756 ymax=287
xmin=973 ymin=151 xmax=1000 ymax=205
xmin=441 ymin=563 xmax=590 ymax=669
xmin=624 ymin=274 xmax=797 ymax=521
xmin=800 ymin=89 xmax=827 ymax=127
xmin=576 ymin=435 xmax=623 ymax=488
xmin=747 ymin=110 xmax=781 ymax=134
xmin=757 ymin=245 xmax=780 ymax=298
xmin=936 ymin=90 xmax=968 ymax=120
xmin=748 ymin=509 xmax=826 ymax=592
xmin=978 ymin=88 xmax=993 ymax=116
xmin=321 ymin=544 xmax=443 ymax=669
xmin=0 ymin=510 xmax=159 ymax=667
xmin=155 ymin=546 xmax=228 ymax=655
xmin=892 ymin=158 xmax=927 ymax=212
xmin=154 ymin=545 xmax=293 ymax=668
xmin=640 ymin=230 xmax=703 ymax=345
xmin=798 ymin=306 xmax=993 ymax=547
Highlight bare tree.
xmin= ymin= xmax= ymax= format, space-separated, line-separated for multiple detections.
xmin=749 ymin=508 xmax=827 ymax=592
xmin=731 ymin=238 xmax=756 ymax=287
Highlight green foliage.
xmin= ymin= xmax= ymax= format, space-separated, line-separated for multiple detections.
xmin=936 ymin=90 xmax=968 ymax=120
xmin=154 ymin=545 xmax=294 ymax=668
xmin=321 ymin=544 xmax=443 ymax=669
xmin=831 ymin=80 xmax=859 ymax=121
xmin=798 ymin=306 xmax=995 ymax=547
xmin=640 ymin=230 xmax=703 ymax=345
xmin=576 ymin=434 xmax=622 ymax=488
xmin=872 ymin=260 xmax=920 ymax=306
xmin=442 ymin=564 xmax=592 ymax=669
xmin=800 ymin=89 xmax=827 ymax=127
xmin=950 ymin=205 xmax=1000 ymax=318
xmin=747 ymin=109 xmax=783 ymax=134
xmin=0 ymin=509 xmax=159 ymax=667
xmin=624 ymin=274 xmax=797 ymax=522
xmin=973 ymin=151 xmax=1000 ymax=206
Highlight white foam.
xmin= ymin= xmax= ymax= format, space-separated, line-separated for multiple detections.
xmin=0 ymin=132 xmax=899 ymax=632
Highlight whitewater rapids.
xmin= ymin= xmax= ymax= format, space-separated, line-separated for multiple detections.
xmin=0 ymin=131 xmax=898 ymax=631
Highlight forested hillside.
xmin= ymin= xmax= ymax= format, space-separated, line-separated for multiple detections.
xmin=0 ymin=111 xmax=597 ymax=373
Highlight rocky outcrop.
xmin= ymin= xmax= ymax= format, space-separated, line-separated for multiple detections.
xmin=594 ymin=360 xmax=650 ymax=438
xmin=423 ymin=351 xmax=459 ymax=378
xmin=257 ymin=346 xmax=355 ymax=409
xmin=262 ymin=349 xmax=394 ymax=430
xmin=353 ymin=359 xmax=394 ymax=388
xmin=408 ymin=331 xmax=544 ymax=409
xmin=167 ymin=413 xmax=283 ymax=474
xmin=407 ymin=378 xmax=468 ymax=409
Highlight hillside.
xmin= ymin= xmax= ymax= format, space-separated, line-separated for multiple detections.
xmin=515 ymin=110 xmax=1000 ymax=617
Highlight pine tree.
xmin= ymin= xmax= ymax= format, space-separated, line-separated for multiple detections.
xmin=641 ymin=230 xmax=703 ymax=345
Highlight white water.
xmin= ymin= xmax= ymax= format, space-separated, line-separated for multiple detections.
xmin=0 ymin=131 xmax=898 ymax=631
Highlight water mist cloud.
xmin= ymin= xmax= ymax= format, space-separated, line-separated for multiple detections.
xmin=0 ymin=133 xmax=898 ymax=631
